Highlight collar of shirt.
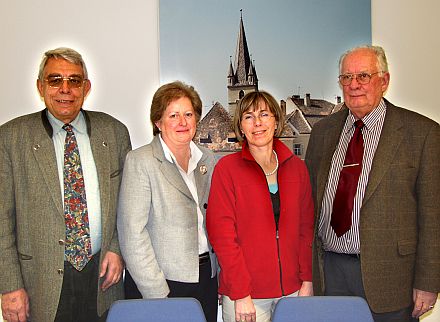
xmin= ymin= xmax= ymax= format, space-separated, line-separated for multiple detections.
xmin=158 ymin=134 xmax=203 ymax=174
xmin=47 ymin=110 xmax=87 ymax=136
xmin=345 ymin=99 xmax=387 ymax=134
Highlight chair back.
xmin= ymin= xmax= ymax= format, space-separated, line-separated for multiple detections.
xmin=106 ymin=297 xmax=207 ymax=322
xmin=272 ymin=296 xmax=373 ymax=322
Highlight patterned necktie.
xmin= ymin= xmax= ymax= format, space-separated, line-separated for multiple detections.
xmin=331 ymin=120 xmax=364 ymax=237
xmin=63 ymin=124 xmax=92 ymax=271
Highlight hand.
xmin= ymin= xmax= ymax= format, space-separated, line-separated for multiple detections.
xmin=412 ymin=288 xmax=437 ymax=318
xmin=99 ymin=251 xmax=124 ymax=291
xmin=298 ymin=281 xmax=313 ymax=296
xmin=234 ymin=295 xmax=256 ymax=322
xmin=1 ymin=288 xmax=30 ymax=322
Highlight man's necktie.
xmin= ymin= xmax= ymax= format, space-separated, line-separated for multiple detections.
xmin=331 ymin=120 xmax=364 ymax=237
xmin=63 ymin=124 xmax=92 ymax=271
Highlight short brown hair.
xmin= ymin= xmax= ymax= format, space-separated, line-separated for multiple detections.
xmin=233 ymin=91 xmax=284 ymax=141
xmin=150 ymin=81 xmax=202 ymax=136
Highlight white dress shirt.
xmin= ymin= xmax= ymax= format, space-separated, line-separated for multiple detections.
xmin=319 ymin=100 xmax=386 ymax=254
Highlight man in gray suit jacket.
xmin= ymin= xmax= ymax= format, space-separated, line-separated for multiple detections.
xmin=0 ymin=47 xmax=131 ymax=322
xmin=305 ymin=45 xmax=439 ymax=321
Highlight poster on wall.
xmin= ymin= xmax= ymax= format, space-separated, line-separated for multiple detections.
xmin=159 ymin=0 xmax=371 ymax=158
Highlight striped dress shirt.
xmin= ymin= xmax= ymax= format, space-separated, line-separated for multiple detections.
xmin=318 ymin=99 xmax=387 ymax=254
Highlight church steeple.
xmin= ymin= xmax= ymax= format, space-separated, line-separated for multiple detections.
xmin=228 ymin=56 xmax=235 ymax=86
xmin=227 ymin=10 xmax=258 ymax=116
xmin=234 ymin=10 xmax=251 ymax=86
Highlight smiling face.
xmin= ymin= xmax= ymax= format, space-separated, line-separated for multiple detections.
xmin=240 ymin=100 xmax=277 ymax=149
xmin=37 ymin=58 xmax=91 ymax=123
xmin=155 ymin=96 xmax=197 ymax=149
xmin=340 ymin=48 xmax=390 ymax=119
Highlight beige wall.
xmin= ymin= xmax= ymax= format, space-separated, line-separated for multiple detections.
xmin=372 ymin=0 xmax=440 ymax=123
xmin=372 ymin=2 xmax=440 ymax=320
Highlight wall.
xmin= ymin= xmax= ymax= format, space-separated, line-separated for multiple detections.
xmin=0 ymin=0 xmax=159 ymax=149
xmin=372 ymin=1 xmax=440 ymax=320
xmin=372 ymin=0 xmax=439 ymax=123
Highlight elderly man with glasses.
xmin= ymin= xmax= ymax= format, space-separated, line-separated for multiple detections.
xmin=305 ymin=45 xmax=439 ymax=322
xmin=0 ymin=47 xmax=131 ymax=322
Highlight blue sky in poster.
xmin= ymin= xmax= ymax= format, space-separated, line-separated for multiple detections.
xmin=160 ymin=0 xmax=371 ymax=115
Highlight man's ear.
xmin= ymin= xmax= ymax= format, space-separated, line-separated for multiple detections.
xmin=83 ymin=79 xmax=92 ymax=98
xmin=381 ymin=72 xmax=390 ymax=93
xmin=37 ymin=79 xmax=44 ymax=98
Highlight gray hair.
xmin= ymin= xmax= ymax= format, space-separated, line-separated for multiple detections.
xmin=339 ymin=45 xmax=389 ymax=74
xmin=38 ymin=47 xmax=88 ymax=80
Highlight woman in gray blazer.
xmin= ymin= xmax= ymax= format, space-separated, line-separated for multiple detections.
xmin=117 ymin=81 xmax=218 ymax=322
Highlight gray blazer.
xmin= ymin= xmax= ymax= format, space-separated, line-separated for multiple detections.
xmin=117 ymin=135 xmax=217 ymax=298
xmin=0 ymin=109 xmax=131 ymax=322
xmin=305 ymin=100 xmax=440 ymax=313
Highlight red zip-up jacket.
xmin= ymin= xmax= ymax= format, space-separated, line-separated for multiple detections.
xmin=206 ymin=138 xmax=314 ymax=300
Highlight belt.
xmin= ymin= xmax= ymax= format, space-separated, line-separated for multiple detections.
xmin=199 ymin=252 xmax=210 ymax=265
xmin=327 ymin=251 xmax=360 ymax=259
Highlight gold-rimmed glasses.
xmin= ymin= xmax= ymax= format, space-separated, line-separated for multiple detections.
xmin=44 ymin=75 xmax=86 ymax=89
xmin=338 ymin=71 xmax=382 ymax=86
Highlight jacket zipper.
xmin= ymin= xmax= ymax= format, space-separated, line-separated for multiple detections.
xmin=256 ymin=152 xmax=286 ymax=296
xmin=276 ymin=229 xmax=285 ymax=295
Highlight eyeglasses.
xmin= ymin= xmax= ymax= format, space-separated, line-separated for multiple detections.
xmin=338 ymin=71 xmax=382 ymax=86
xmin=44 ymin=75 xmax=86 ymax=89
xmin=242 ymin=112 xmax=275 ymax=124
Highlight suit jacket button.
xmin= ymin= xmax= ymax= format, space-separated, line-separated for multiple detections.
xmin=57 ymin=269 xmax=64 ymax=275
xmin=203 ymin=203 xmax=208 ymax=209
xmin=58 ymin=239 xmax=65 ymax=245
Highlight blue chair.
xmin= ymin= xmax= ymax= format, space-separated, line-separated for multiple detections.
xmin=272 ymin=296 xmax=373 ymax=322
xmin=106 ymin=298 xmax=207 ymax=322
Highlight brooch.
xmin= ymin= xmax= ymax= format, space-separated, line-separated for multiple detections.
xmin=199 ymin=165 xmax=207 ymax=175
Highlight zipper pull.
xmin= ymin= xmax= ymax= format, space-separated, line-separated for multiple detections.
xmin=276 ymin=230 xmax=279 ymax=239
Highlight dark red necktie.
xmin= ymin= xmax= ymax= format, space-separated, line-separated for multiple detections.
xmin=331 ymin=120 xmax=364 ymax=237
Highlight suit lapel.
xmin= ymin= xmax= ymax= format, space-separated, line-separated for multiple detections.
xmin=32 ymin=116 xmax=63 ymax=215
xmin=362 ymin=103 xmax=403 ymax=205
xmin=151 ymin=136 xmax=193 ymax=200
xmin=316 ymin=110 xmax=348 ymax=213
xmin=194 ymin=152 xmax=210 ymax=204
xmin=87 ymin=114 xmax=111 ymax=228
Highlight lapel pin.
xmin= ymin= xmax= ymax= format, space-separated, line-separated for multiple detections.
xmin=102 ymin=141 xmax=108 ymax=147
xmin=199 ymin=165 xmax=207 ymax=175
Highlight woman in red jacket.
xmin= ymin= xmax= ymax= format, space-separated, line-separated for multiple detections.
xmin=207 ymin=91 xmax=314 ymax=322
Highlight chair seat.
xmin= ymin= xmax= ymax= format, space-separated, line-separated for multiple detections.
xmin=106 ymin=297 xmax=207 ymax=322
xmin=272 ymin=296 xmax=373 ymax=322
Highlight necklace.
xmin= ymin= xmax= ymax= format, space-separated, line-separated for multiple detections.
xmin=265 ymin=150 xmax=279 ymax=176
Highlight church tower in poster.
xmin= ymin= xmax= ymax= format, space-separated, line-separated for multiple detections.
xmin=227 ymin=11 xmax=258 ymax=116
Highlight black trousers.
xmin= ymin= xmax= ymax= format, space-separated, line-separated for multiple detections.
xmin=167 ymin=259 xmax=218 ymax=322
xmin=54 ymin=254 xmax=107 ymax=322
xmin=324 ymin=251 xmax=418 ymax=322
xmin=124 ymin=269 xmax=142 ymax=299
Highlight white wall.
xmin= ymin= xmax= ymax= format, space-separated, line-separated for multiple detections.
xmin=372 ymin=0 xmax=440 ymax=123
xmin=0 ymin=0 xmax=160 ymax=149
xmin=372 ymin=1 xmax=440 ymax=320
